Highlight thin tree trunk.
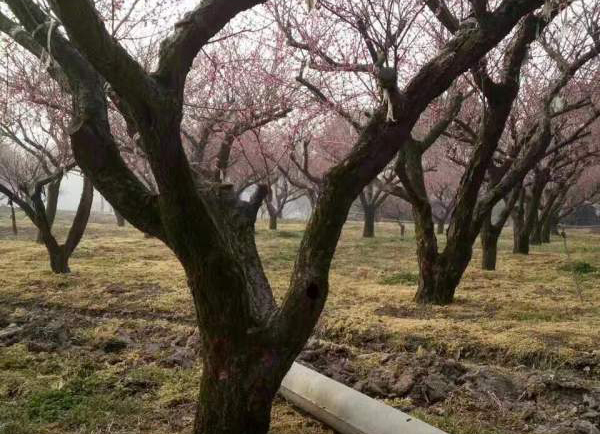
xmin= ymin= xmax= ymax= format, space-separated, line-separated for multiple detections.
xmin=436 ymin=220 xmax=445 ymax=235
xmin=541 ymin=219 xmax=551 ymax=243
xmin=514 ymin=230 xmax=530 ymax=254
xmin=362 ymin=207 xmax=376 ymax=238
xmin=512 ymin=190 xmax=528 ymax=254
xmin=530 ymin=213 xmax=542 ymax=245
xmin=37 ymin=178 xmax=61 ymax=243
xmin=481 ymin=218 xmax=501 ymax=271
xmin=115 ymin=210 xmax=125 ymax=227
xmin=268 ymin=213 xmax=277 ymax=230
xmin=513 ymin=211 xmax=529 ymax=254
xmin=9 ymin=199 xmax=18 ymax=236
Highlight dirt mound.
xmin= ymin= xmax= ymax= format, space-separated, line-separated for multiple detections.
xmin=299 ymin=338 xmax=358 ymax=384
xmin=299 ymin=338 xmax=600 ymax=433
xmin=0 ymin=308 xmax=82 ymax=352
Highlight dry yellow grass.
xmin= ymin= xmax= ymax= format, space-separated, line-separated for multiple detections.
xmin=1 ymin=209 xmax=599 ymax=434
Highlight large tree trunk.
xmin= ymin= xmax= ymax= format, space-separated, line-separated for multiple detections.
xmin=9 ymin=199 xmax=18 ymax=236
xmin=115 ymin=210 xmax=125 ymax=227
xmin=362 ymin=206 xmax=376 ymax=238
xmin=192 ymin=339 xmax=284 ymax=434
xmin=414 ymin=257 xmax=468 ymax=305
xmin=181 ymin=202 xmax=298 ymax=434
xmin=481 ymin=218 xmax=501 ymax=271
xmin=36 ymin=178 xmax=61 ymax=243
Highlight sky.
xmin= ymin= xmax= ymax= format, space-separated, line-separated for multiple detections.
xmin=60 ymin=174 xmax=109 ymax=212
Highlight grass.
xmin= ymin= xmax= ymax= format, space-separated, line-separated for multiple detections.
xmin=1 ymin=209 xmax=600 ymax=434
xmin=378 ymin=271 xmax=419 ymax=285
xmin=558 ymin=260 xmax=598 ymax=275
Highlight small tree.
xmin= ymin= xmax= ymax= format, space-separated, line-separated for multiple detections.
xmin=0 ymin=141 xmax=93 ymax=273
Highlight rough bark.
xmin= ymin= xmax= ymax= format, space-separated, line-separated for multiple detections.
xmin=192 ymin=317 xmax=285 ymax=434
xmin=398 ymin=14 xmax=560 ymax=304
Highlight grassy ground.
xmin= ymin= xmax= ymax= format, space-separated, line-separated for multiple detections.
xmin=1 ymin=208 xmax=599 ymax=434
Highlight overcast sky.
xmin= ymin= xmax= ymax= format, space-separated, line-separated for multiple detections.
xmin=59 ymin=174 xmax=110 ymax=213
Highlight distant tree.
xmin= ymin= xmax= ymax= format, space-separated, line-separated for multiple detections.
xmin=390 ymin=4 xmax=600 ymax=302
xmin=0 ymin=140 xmax=92 ymax=273
xmin=1 ymin=193 xmax=18 ymax=235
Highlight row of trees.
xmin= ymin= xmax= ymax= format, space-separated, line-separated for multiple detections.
xmin=1 ymin=0 xmax=600 ymax=432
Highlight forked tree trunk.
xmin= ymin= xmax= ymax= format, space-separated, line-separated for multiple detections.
xmin=9 ymin=199 xmax=18 ymax=236
xmin=37 ymin=177 xmax=94 ymax=274
xmin=115 ymin=210 xmax=125 ymax=227
xmin=47 ymin=242 xmax=71 ymax=274
xmin=182 ymin=198 xmax=302 ymax=434
xmin=37 ymin=178 xmax=61 ymax=243
xmin=362 ymin=207 xmax=376 ymax=238
xmin=414 ymin=258 xmax=468 ymax=304
xmin=412 ymin=204 xmax=472 ymax=305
